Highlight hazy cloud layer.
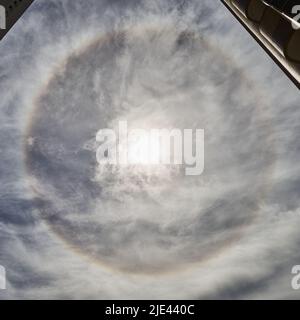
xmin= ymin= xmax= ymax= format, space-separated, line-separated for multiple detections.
xmin=0 ymin=0 xmax=299 ymax=299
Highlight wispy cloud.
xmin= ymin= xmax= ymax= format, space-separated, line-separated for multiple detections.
xmin=0 ymin=0 xmax=299 ymax=300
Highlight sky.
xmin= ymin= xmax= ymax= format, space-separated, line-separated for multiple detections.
xmin=0 ymin=0 xmax=300 ymax=299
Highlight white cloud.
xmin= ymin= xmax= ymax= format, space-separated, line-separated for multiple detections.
xmin=0 ymin=0 xmax=299 ymax=300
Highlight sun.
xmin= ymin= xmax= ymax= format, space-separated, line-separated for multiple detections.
xmin=126 ymin=130 xmax=161 ymax=165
